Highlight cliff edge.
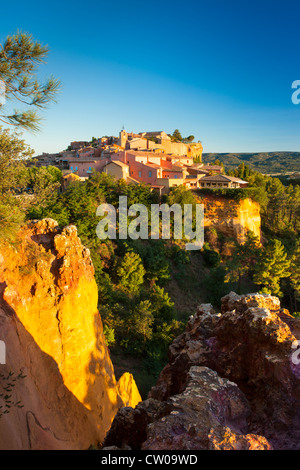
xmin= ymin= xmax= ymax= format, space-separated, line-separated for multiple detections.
xmin=202 ymin=194 xmax=261 ymax=243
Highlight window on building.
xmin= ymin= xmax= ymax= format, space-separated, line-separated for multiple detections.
xmin=70 ymin=166 xmax=73 ymax=171
xmin=75 ymin=166 xmax=78 ymax=171
xmin=139 ymin=171 xmax=142 ymax=178
xmin=174 ymin=175 xmax=177 ymax=178
xmin=148 ymin=171 xmax=152 ymax=177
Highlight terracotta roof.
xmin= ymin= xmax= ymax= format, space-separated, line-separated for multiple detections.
xmin=186 ymin=168 xmax=209 ymax=174
xmin=144 ymin=162 xmax=162 ymax=168
xmin=225 ymin=176 xmax=248 ymax=183
xmin=68 ymin=158 xmax=100 ymax=163
xmin=161 ymin=165 xmax=184 ymax=172
xmin=189 ymin=163 xmax=205 ymax=168
xmin=126 ymin=150 xmax=164 ymax=158
xmin=201 ymin=165 xmax=223 ymax=170
xmin=105 ymin=160 xmax=129 ymax=169
xmin=78 ymin=147 xmax=94 ymax=153
xmin=126 ymin=176 xmax=140 ymax=184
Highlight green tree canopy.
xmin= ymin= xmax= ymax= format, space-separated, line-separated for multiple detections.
xmin=171 ymin=129 xmax=182 ymax=142
xmin=0 ymin=127 xmax=33 ymax=238
xmin=290 ymin=241 xmax=300 ymax=312
xmin=116 ymin=251 xmax=146 ymax=295
xmin=253 ymin=239 xmax=291 ymax=296
xmin=225 ymin=231 xmax=261 ymax=294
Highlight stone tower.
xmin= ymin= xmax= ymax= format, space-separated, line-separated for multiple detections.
xmin=118 ymin=129 xmax=128 ymax=148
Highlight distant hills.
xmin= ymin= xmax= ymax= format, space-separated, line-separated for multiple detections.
xmin=202 ymin=152 xmax=300 ymax=175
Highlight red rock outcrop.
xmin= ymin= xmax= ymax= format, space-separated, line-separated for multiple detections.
xmin=0 ymin=219 xmax=141 ymax=449
xmin=103 ymin=366 xmax=271 ymax=450
xmin=103 ymin=292 xmax=300 ymax=450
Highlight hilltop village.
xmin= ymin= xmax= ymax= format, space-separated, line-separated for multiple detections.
xmin=30 ymin=130 xmax=249 ymax=195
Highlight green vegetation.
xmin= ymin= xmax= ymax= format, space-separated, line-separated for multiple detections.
xmin=0 ymin=31 xmax=61 ymax=239
xmin=203 ymin=152 xmax=300 ymax=175
xmin=1 ymin=148 xmax=299 ymax=395
xmin=0 ymin=126 xmax=62 ymax=240
xmin=21 ymin=168 xmax=299 ymax=395
xmin=0 ymin=31 xmax=61 ymax=132
xmin=195 ymin=187 xmax=262 ymax=202
xmin=169 ymin=129 xmax=195 ymax=143
xmin=253 ymin=239 xmax=291 ymax=297
xmin=0 ymin=31 xmax=299 ymax=394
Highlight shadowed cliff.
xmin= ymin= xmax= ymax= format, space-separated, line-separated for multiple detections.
xmin=0 ymin=218 xmax=141 ymax=449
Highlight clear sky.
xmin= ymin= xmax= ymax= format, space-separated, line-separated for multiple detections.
xmin=1 ymin=0 xmax=300 ymax=155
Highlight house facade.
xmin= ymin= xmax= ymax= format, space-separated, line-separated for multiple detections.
xmin=68 ymin=159 xmax=107 ymax=177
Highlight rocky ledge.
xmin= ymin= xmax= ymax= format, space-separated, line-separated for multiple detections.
xmin=103 ymin=292 xmax=300 ymax=450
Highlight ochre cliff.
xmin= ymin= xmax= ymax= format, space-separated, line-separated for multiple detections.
xmin=103 ymin=292 xmax=300 ymax=450
xmin=202 ymin=194 xmax=261 ymax=243
xmin=0 ymin=219 xmax=141 ymax=450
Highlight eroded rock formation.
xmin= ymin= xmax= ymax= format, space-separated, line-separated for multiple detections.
xmin=0 ymin=219 xmax=141 ymax=450
xmin=103 ymin=292 xmax=300 ymax=450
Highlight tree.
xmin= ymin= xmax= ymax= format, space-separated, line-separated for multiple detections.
xmin=0 ymin=31 xmax=60 ymax=132
xmin=289 ymin=241 xmax=300 ymax=312
xmin=131 ymin=239 xmax=170 ymax=285
xmin=0 ymin=127 xmax=33 ymax=238
xmin=116 ymin=251 xmax=145 ymax=295
xmin=25 ymin=166 xmax=62 ymax=210
xmin=131 ymin=300 xmax=154 ymax=347
xmin=148 ymin=284 xmax=175 ymax=324
xmin=167 ymin=185 xmax=197 ymax=206
xmin=0 ymin=32 xmax=60 ymax=237
xmin=253 ymin=239 xmax=291 ymax=296
xmin=225 ymin=231 xmax=261 ymax=294
xmin=183 ymin=135 xmax=194 ymax=143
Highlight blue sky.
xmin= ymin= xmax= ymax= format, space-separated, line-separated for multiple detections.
xmin=1 ymin=0 xmax=300 ymax=155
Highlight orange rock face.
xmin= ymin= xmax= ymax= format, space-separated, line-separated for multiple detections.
xmin=0 ymin=219 xmax=141 ymax=449
xmin=202 ymin=194 xmax=261 ymax=243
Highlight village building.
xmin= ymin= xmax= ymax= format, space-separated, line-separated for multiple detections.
xmin=27 ymin=152 xmax=61 ymax=168
xmin=102 ymin=160 xmax=140 ymax=185
xmin=69 ymin=141 xmax=89 ymax=151
xmin=68 ymin=158 xmax=107 ymax=177
xmin=199 ymin=174 xmax=248 ymax=188
xmin=61 ymin=172 xmax=87 ymax=191
xmin=117 ymin=129 xmax=203 ymax=160
xmin=28 ymin=128 xmax=249 ymax=194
